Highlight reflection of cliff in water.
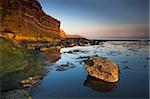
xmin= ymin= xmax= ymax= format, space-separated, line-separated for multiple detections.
xmin=42 ymin=47 xmax=61 ymax=63
xmin=0 ymin=57 xmax=44 ymax=92
xmin=0 ymin=48 xmax=61 ymax=92
xmin=84 ymin=75 xmax=117 ymax=93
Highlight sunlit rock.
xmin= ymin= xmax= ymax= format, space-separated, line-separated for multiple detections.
xmin=60 ymin=29 xmax=66 ymax=39
xmin=0 ymin=0 xmax=61 ymax=42
xmin=83 ymin=56 xmax=118 ymax=82
xmin=21 ymin=76 xmax=43 ymax=88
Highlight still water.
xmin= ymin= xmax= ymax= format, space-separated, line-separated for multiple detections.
xmin=32 ymin=41 xmax=149 ymax=99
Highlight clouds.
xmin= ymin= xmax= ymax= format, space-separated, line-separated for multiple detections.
xmin=74 ymin=24 xmax=149 ymax=38
xmin=39 ymin=0 xmax=149 ymax=38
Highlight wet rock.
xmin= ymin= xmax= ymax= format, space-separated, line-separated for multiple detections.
xmin=144 ymin=65 xmax=149 ymax=68
xmin=23 ymin=84 xmax=32 ymax=88
xmin=124 ymin=66 xmax=130 ymax=69
xmin=21 ymin=76 xmax=42 ymax=88
xmin=145 ymin=57 xmax=150 ymax=60
xmin=63 ymin=49 xmax=88 ymax=54
xmin=21 ymin=79 xmax=30 ymax=84
xmin=84 ymin=60 xmax=94 ymax=66
xmin=121 ymin=61 xmax=130 ymax=69
xmin=56 ymin=62 xmax=75 ymax=71
xmin=1 ymin=89 xmax=31 ymax=99
xmin=84 ymin=75 xmax=117 ymax=92
xmin=76 ymin=56 xmax=90 ymax=59
xmin=83 ymin=56 xmax=118 ymax=82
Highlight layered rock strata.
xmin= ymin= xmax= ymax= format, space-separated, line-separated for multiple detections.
xmin=0 ymin=0 xmax=61 ymax=42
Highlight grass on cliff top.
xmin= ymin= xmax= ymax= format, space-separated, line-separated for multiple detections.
xmin=0 ymin=37 xmax=28 ymax=74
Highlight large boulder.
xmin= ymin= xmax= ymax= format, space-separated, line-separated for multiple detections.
xmin=83 ymin=56 xmax=118 ymax=82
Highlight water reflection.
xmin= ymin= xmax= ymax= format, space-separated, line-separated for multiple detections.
xmin=0 ymin=57 xmax=44 ymax=92
xmin=84 ymin=75 xmax=117 ymax=93
xmin=0 ymin=47 xmax=61 ymax=92
xmin=42 ymin=47 xmax=61 ymax=63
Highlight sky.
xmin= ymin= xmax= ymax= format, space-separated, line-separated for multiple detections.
xmin=38 ymin=0 xmax=149 ymax=38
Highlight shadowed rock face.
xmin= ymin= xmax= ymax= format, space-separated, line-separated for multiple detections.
xmin=0 ymin=0 xmax=61 ymax=42
xmin=84 ymin=75 xmax=117 ymax=93
xmin=84 ymin=56 xmax=118 ymax=82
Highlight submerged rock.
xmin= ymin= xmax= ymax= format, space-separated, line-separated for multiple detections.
xmin=56 ymin=62 xmax=75 ymax=71
xmin=63 ymin=49 xmax=88 ymax=54
xmin=83 ymin=56 xmax=118 ymax=82
xmin=21 ymin=76 xmax=43 ymax=88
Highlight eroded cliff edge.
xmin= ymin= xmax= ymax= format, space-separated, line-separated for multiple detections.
xmin=0 ymin=0 xmax=62 ymax=42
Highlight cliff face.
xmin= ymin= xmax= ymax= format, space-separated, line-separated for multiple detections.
xmin=59 ymin=29 xmax=66 ymax=39
xmin=0 ymin=0 xmax=61 ymax=42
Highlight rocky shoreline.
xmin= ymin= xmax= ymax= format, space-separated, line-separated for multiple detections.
xmin=18 ymin=38 xmax=101 ymax=50
xmin=1 ymin=38 xmax=149 ymax=98
xmin=0 ymin=37 xmax=101 ymax=99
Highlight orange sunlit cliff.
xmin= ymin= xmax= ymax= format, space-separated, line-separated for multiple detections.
xmin=0 ymin=0 xmax=65 ymax=42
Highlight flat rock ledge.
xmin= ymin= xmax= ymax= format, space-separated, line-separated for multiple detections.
xmin=83 ymin=56 xmax=118 ymax=82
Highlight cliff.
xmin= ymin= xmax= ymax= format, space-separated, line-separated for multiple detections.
xmin=0 ymin=0 xmax=61 ymax=42
xmin=59 ymin=29 xmax=66 ymax=39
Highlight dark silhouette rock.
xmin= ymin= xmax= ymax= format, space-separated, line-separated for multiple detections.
xmin=84 ymin=75 xmax=117 ymax=92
